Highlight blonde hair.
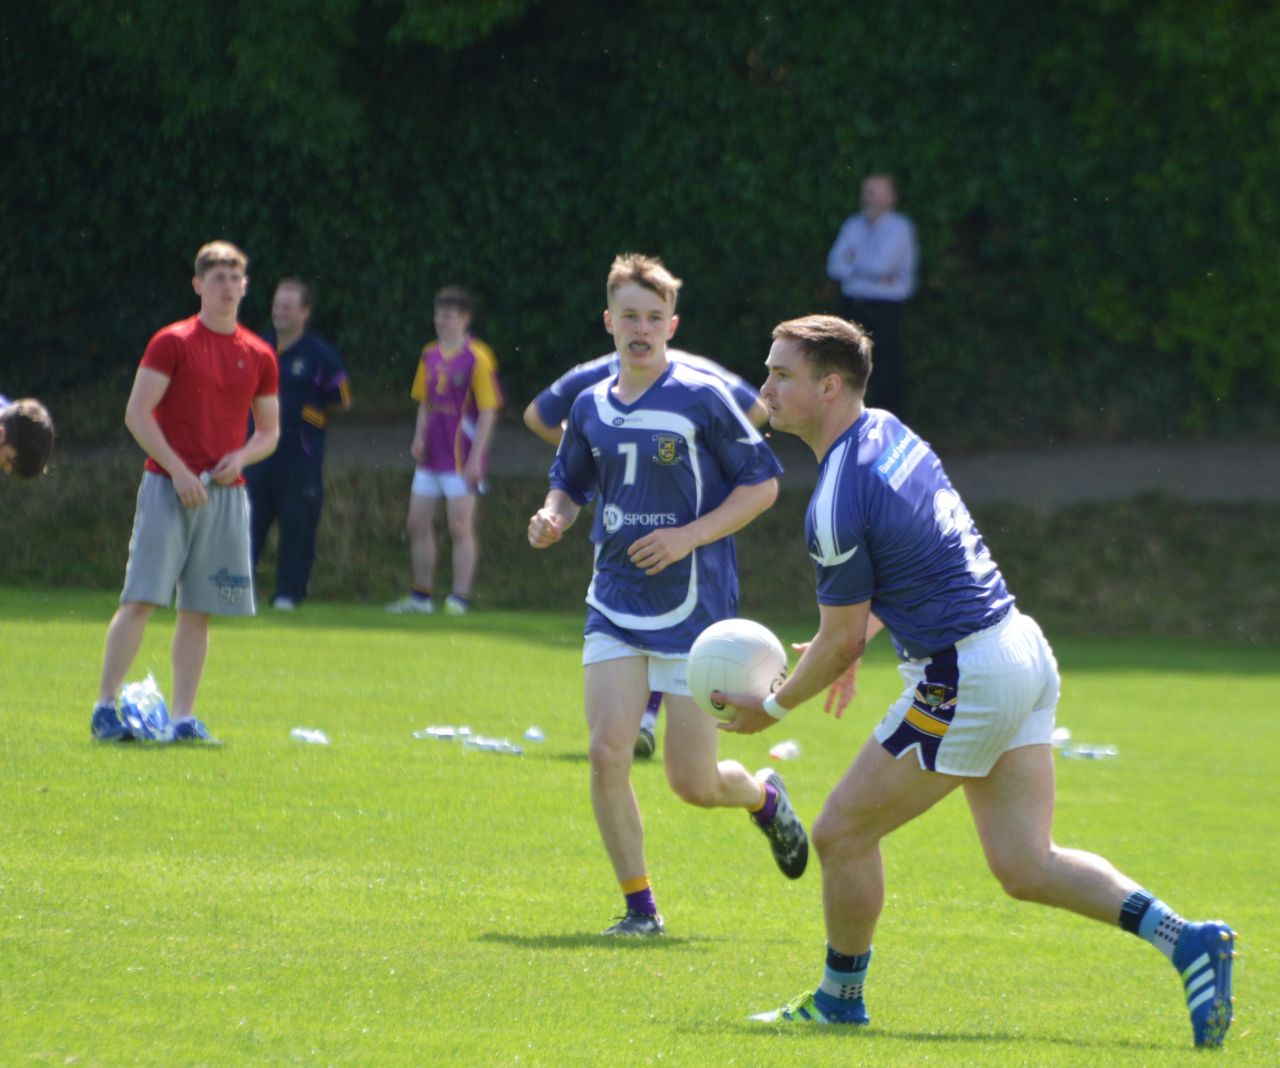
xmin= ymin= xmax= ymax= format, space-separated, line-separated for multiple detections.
xmin=606 ymin=253 xmax=682 ymax=309
xmin=193 ymin=240 xmax=248 ymax=277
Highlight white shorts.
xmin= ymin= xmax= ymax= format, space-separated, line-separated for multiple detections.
xmin=873 ymin=608 xmax=1060 ymax=777
xmin=411 ymin=468 xmax=471 ymax=499
xmin=120 ymin=471 xmax=255 ymax=615
xmin=582 ymin=633 xmax=691 ymax=696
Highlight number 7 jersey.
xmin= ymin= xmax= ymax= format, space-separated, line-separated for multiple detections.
xmin=550 ymin=361 xmax=783 ymax=653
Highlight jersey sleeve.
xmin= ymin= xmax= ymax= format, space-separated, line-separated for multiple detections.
xmin=547 ymin=399 xmax=597 ymax=506
xmin=532 ymin=356 xmax=612 ymax=427
xmin=255 ymin=345 xmax=279 ymax=396
xmin=701 ymin=383 xmax=782 ymax=488
xmin=320 ymin=343 xmax=352 ymax=410
xmin=811 ymin=478 xmax=875 ymax=605
xmin=469 ymin=341 xmax=503 ymax=411
xmin=140 ymin=330 xmax=183 ymax=377
xmin=410 ymin=354 xmax=427 ymax=402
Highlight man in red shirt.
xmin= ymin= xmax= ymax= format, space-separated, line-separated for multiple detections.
xmin=91 ymin=240 xmax=280 ymax=742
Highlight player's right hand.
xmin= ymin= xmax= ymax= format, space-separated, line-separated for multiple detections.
xmin=527 ymin=508 xmax=564 ymax=549
xmin=172 ymin=468 xmax=209 ymax=509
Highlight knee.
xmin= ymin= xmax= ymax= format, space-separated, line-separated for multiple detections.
xmin=588 ymin=736 xmax=632 ymax=780
xmin=988 ymin=854 xmax=1051 ymax=903
xmin=666 ymin=772 xmax=719 ymax=808
xmin=811 ymin=805 xmax=880 ymax=862
xmin=811 ymin=807 xmax=847 ymax=860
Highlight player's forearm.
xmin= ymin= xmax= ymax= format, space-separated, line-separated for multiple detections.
xmin=523 ymin=402 xmax=564 ymax=446
xmin=125 ymin=409 xmax=193 ymax=479
xmin=471 ymin=408 xmax=498 ymax=456
xmin=774 ymin=625 xmax=867 ymax=713
xmin=238 ymin=425 xmax=280 ymax=467
xmin=683 ymin=478 xmax=778 ymax=548
xmin=542 ymin=488 xmax=581 ymax=531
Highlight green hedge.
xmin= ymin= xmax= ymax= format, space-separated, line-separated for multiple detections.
xmin=4 ymin=454 xmax=1276 ymax=644
xmin=2 ymin=1 xmax=1278 ymax=446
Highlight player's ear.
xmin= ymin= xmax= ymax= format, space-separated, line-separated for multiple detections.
xmin=192 ymin=275 xmax=202 ymax=296
xmin=667 ymin=313 xmax=679 ymax=339
xmin=603 ymin=309 xmax=614 ymax=335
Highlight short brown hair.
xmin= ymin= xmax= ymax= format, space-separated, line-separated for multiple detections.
xmin=193 ymin=240 xmax=248 ymax=277
xmin=772 ymin=315 xmax=874 ymax=395
xmin=1 ymin=397 xmax=55 ymax=479
xmin=434 ymin=286 xmax=474 ymax=315
xmin=276 ymin=276 xmax=313 ymax=308
xmin=607 ymin=253 xmax=683 ymax=309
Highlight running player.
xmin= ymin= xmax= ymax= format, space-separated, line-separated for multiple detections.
xmin=524 ymin=350 xmax=768 ymax=759
xmin=719 ymin=314 xmax=1235 ymax=1047
xmin=527 ymin=254 xmax=808 ymax=936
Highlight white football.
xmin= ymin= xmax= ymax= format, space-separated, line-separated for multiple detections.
xmin=687 ymin=618 xmax=788 ymax=720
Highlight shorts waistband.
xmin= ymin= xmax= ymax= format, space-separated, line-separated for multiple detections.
xmin=953 ymin=605 xmax=1018 ymax=651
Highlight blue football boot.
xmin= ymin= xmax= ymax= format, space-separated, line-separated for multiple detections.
xmin=1172 ymin=920 xmax=1235 ymax=1047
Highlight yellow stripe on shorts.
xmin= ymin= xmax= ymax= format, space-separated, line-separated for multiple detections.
xmin=905 ymin=705 xmax=950 ymax=737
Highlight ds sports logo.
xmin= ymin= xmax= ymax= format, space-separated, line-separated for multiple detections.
xmin=602 ymin=504 xmax=679 ymax=534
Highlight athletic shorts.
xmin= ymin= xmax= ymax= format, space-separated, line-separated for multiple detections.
xmin=582 ymin=632 xmax=690 ymax=695
xmin=873 ymin=608 xmax=1059 ymax=777
xmin=411 ymin=468 xmax=472 ymax=499
xmin=119 ymin=472 xmax=255 ymax=616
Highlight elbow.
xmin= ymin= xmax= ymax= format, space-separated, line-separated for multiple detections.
xmin=760 ymin=477 xmax=780 ymax=510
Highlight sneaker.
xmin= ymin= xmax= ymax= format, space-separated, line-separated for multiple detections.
xmin=633 ymin=726 xmax=656 ymax=760
xmin=750 ymin=989 xmax=868 ymax=1025
xmin=91 ymin=703 xmax=134 ymax=742
xmin=172 ymin=717 xmax=217 ymax=743
xmin=602 ymin=910 xmax=665 ymax=937
xmin=753 ymin=768 xmax=809 ymax=879
xmin=386 ymin=595 xmax=433 ymax=614
xmin=271 ymin=596 xmax=297 ymax=610
xmin=1172 ymin=920 xmax=1235 ymax=1047
xmin=444 ymin=594 xmax=469 ymax=615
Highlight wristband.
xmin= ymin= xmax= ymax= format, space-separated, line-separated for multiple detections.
xmin=761 ymin=692 xmax=790 ymax=720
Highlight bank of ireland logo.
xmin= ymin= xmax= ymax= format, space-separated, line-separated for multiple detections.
xmin=652 ymin=433 xmax=680 ymax=465
xmin=603 ymin=503 xmax=624 ymax=533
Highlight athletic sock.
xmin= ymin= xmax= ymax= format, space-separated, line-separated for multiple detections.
xmin=749 ymin=781 xmax=779 ymax=826
xmin=621 ymin=875 xmax=657 ymax=917
xmin=1119 ymin=889 xmax=1186 ymax=963
xmin=448 ymin=592 xmax=470 ymax=608
xmin=815 ymin=946 xmax=872 ymax=1017
xmin=410 ymin=586 xmax=432 ymax=603
xmin=641 ymin=691 xmax=662 ymax=732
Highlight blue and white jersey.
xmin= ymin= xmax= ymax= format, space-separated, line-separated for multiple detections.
xmin=550 ymin=362 xmax=782 ymax=654
xmin=533 ymin=348 xmax=760 ymax=429
xmin=807 ymin=409 xmax=1014 ymax=660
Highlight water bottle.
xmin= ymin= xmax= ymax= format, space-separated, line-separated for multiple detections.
xmin=463 ymin=735 xmax=524 ymax=755
xmin=290 ymin=727 xmax=330 ymax=745
xmin=413 ymin=725 xmax=473 ymax=740
xmin=523 ymin=726 xmax=545 ymax=743
xmin=1050 ymin=726 xmax=1072 ymax=748
xmin=120 ymin=674 xmax=173 ymax=742
xmin=768 ymin=739 xmax=801 ymax=761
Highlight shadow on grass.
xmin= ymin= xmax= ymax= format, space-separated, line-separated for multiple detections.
xmin=709 ymin=1018 xmax=1171 ymax=1053
xmin=476 ymin=931 xmax=717 ymax=951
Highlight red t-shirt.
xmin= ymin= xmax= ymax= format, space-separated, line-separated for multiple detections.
xmin=139 ymin=316 xmax=278 ymax=482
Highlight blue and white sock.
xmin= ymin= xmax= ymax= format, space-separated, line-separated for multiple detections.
xmin=1120 ymin=889 xmax=1186 ymax=963
xmin=814 ymin=946 xmax=871 ymax=1017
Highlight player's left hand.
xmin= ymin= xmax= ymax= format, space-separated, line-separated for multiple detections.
xmin=823 ymin=660 xmax=860 ymax=719
xmin=713 ymin=692 xmax=777 ymax=735
xmin=462 ymin=456 xmax=484 ymax=490
xmin=627 ymin=527 xmax=695 ymax=575
xmin=209 ymin=454 xmax=243 ymax=485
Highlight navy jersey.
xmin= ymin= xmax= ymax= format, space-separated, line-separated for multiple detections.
xmin=808 ymin=409 xmax=1014 ymax=659
xmin=551 ymin=362 xmax=782 ymax=654
xmin=533 ymin=348 xmax=759 ymax=429
xmin=263 ymin=330 xmax=351 ymax=460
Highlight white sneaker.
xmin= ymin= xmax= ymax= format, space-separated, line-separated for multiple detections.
xmin=271 ymin=596 xmax=297 ymax=610
xmin=444 ymin=595 xmax=469 ymax=615
xmin=386 ymin=594 xmax=434 ymax=614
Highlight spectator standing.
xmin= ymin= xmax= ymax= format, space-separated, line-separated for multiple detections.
xmin=247 ymin=278 xmax=352 ymax=610
xmin=387 ymin=286 xmax=501 ymax=616
xmin=90 ymin=240 xmax=279 ymax=743
xmin=826 ymin=173 xmax=917 ymax=413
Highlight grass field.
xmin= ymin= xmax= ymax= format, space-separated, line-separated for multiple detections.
xmin=2 ymin=590 xmax=1277 ymax=1066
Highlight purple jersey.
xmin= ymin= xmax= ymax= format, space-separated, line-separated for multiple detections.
xmin=807 ymin=409 xmax=1014 ymax=659
xmin=410 ymin=337 xmax=502 ymax=474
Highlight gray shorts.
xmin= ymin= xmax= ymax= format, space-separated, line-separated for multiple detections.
xmin=120 ymin=471 xmax=256 ymax=616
